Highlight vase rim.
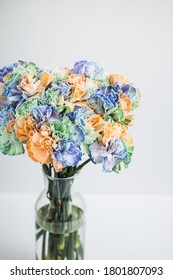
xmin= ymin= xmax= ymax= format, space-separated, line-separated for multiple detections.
xmin=42 ymin=168 xmax=79 ymax=181
xmin=44 ymin=173 xmax=78 ymax=180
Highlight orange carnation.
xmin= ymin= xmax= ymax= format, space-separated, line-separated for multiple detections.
xmin=109 ymin=74 xmax=130 ymax=85
xmin=72 ymin=85 xmax=90 ymax=101
xmin=20 ymin=72 xmax=54 ymax=96
xmin=120 ymin=94 xmax=132 ymax=113
xmin=26 ymin=131 xmax=54 ymax=164
xmin=40 ymin=125 xmax=51 ymax=137
xmin=5 ymin=120 xmax=15 ymax=133
xmin=102 ymin=122 xmax=126 ymax=145
xmin=68 ymin=74 xmax=86 ymax=86
xmin=15 ymin=116 xmax=36 ymax=142
xmin=73 ymin=101 xmax=95 ymax=111
xmin=39 ymin=72 xmax=54 ymax=88
xmin=87 ymin=114 xmax=105 ymax=132
xmin=3 ymin=72 xmax=11 ymax=83
xmin=20 ymin=73 xmax=40 ymax=93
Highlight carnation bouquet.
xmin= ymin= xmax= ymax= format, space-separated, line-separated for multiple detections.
xmin=0 ymin=60 xmax=140 ymax=259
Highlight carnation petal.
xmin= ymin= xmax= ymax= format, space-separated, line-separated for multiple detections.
xmin=89 ymin=142 xmax=104 ymax=164
xmin=103 ymin=156 xmax=114 ymax=172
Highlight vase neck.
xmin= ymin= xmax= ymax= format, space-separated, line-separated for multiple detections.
xmin=43 ymin=171 xmax=78 ymax=200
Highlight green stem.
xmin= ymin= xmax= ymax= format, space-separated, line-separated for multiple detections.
xmin=76 ymin=158 xmax=91 ymax=172
xmin=39 ymin=164 xmax=84 ymax=260
xmin=78 ymin=243 xmax=84 ymax=259
xmin=36 ymin=229 xmax=44 ymax=240
xmin=67 ymin=232 xmax=75 ymax=260
xmin=42 ymin=230 xmax=46 ymax=259
xmin=42 ymin=164 xmax=51 ymax=177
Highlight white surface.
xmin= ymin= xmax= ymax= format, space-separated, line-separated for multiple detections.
xmin=0 ymin=192 xmax=173 ymax=260
xmin=0 ymin=0 xmax=173 ymax=194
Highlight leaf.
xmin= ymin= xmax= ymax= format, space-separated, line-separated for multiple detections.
xmin=113 ymin=163 xmax=121 ymax=173
xmin=111 ymin=108 xmax=124 ymax=122
xmin=121 ymin=118 xmax=132 ymax=126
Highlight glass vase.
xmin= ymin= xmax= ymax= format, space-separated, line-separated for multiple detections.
xmin=35 ymin=168 xmax=85 ymax=260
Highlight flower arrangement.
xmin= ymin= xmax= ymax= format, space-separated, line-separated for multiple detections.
xmin=0 ymin=60 xmax=141 ymax=260
xmin=0 ymin=60 xmax=140 ymax=174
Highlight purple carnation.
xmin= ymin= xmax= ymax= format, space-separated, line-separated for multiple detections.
xmin=84 ymin=62 xmax=102 ymax=78
xmin=31 ymin=105 xmax=61 ymax=128
xmin=73 ymin=60 xmax=88 ymax=75
xmin=96 ymin=86 xmax=111 ymax=95
xmin=89 ymin=139 xmax=128 ymax=172
xmin=73 ymin=60 xmax=103 ymax=78
xmin=112 ymin=82 xmax=130 ymax=95
xmin=53 ymin=141 xmax=82 ymax=168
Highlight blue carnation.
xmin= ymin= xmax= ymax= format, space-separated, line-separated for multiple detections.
xmin=8 ymin=87 xmax=27 ymax=109
xmin=72 ymin=125 xmax=85 ymax=143
xmin=126 ymin=86 xmax=137 ymax=100
xmin=0 ymin=104 xmax=15 ymax=128
xmin=2 ymin=80 xmax=18 ymax=97
xmin=53 ymin=141 xmax=82 ymax=168
xmin=2 ymin=80 xmax=28 ymax=109
xmin=67 ymin=106 xmax=93 ymax=126
xmin=49 ymin=81 xmax=71 ymax=97
xmin=0 ymin=62 xmax=18 ymax=83
xmin=126 ymin=86 xmax=140 ymax=109
xmin=89 ymin=88 xmax=120 ymax=114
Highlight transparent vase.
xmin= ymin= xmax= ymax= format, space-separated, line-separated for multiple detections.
xmin=35 ymin=168 xmax=85 ymax=260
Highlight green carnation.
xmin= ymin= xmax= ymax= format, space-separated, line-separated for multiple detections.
xmin=16 ymin=97 xmax=43 ymax=117
xmin=84 ymin=124 xmax=96 ymax=145
xmin=0 ymin=130 xmax=24 ymax=155
xmin=48 ymin=118 xmax=73 ymax=140
xmin=53 ymin=69 xmax=68 ymax=82
xmin=13 ymin=62 xmax=39 ymax=75
xmin=45 ymin=93 xmax=73 ymax=114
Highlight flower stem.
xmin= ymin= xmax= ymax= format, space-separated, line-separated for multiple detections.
xmin=76 ymin=158 xmax=91 ymax=172
xmin=41 ymin=230 xmax=46 ymax=259
xmin=37 ymin=164 xmax=85 ymax=260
